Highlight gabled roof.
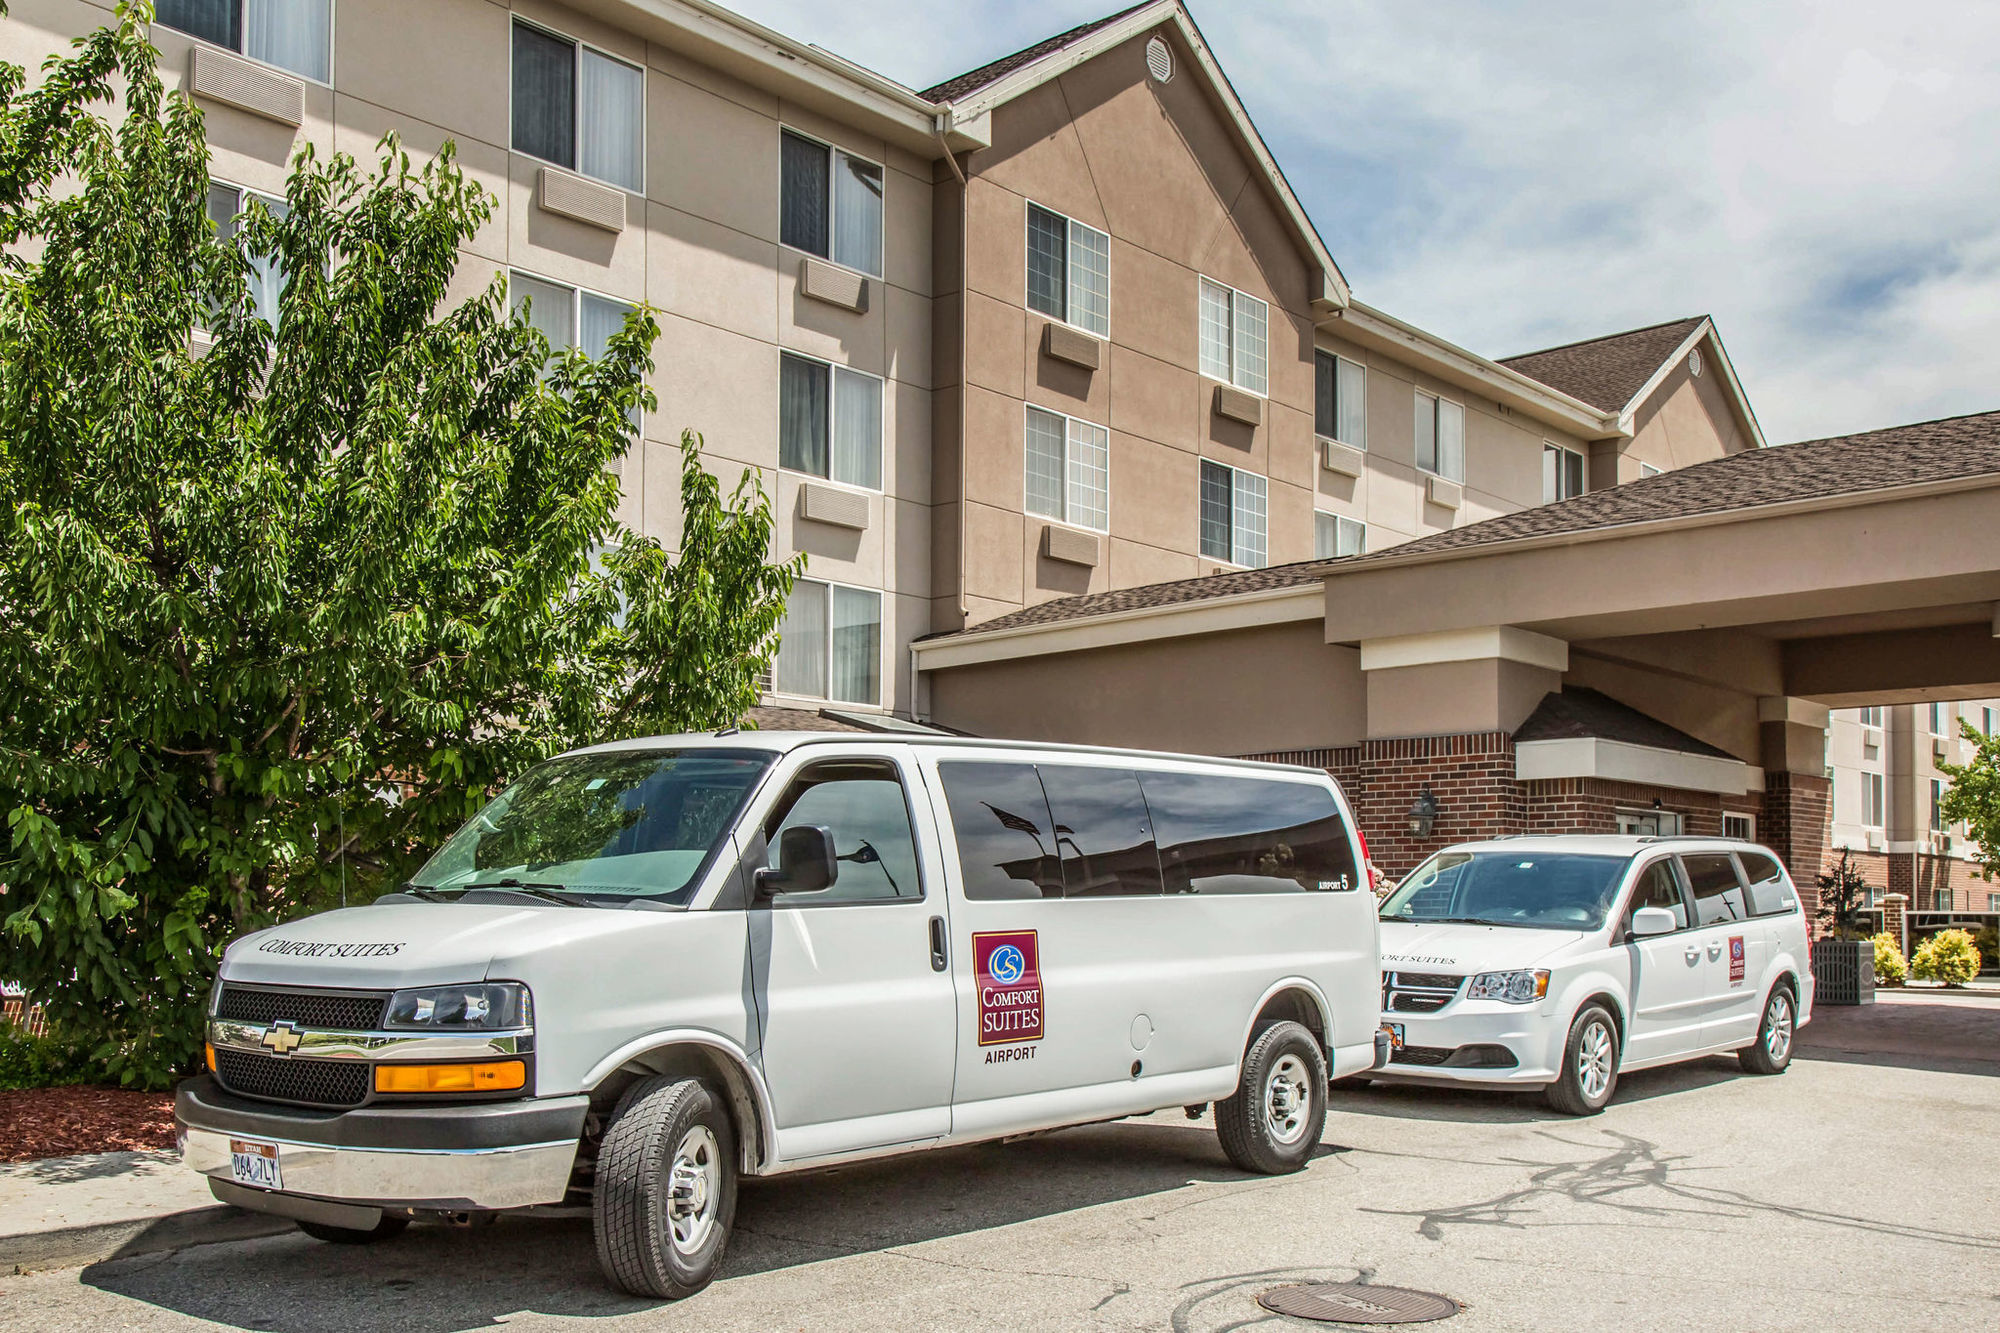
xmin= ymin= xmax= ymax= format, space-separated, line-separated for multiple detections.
xmin=936 ymin=558 xmax=1334 ymax=637
xmin=1499 ymin=317 xmax=1707 ymax=414
xmin=918 ymin=1 xmax=1157 ymax=103
xmin=1514 ymin=688 xmax=1734 ymax=760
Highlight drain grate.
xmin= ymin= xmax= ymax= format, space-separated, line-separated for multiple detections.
xmin=1258 ymin=1282 xmax=1461 ymax=1324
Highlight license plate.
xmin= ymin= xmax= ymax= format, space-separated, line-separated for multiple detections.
xmin=1381 ymin=1022 xmax=1405 ymax=1050
xmin=228 ymin=1138 xmax=283 ymax=1191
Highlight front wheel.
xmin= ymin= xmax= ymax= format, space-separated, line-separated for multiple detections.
xmin=1738 ymin=984 xmax=1796 ymax=1075
xmin=1216 ymin=1020 xmax=1327 ymax=1174
xmin=1544 ymin=1004 xmax=1619 ymax=1116
xmin=593 ymin=1075 xmax=738 ymax=1299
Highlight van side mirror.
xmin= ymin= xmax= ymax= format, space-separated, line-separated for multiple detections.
xmin=1629 ymin=906 xmax=1678 ymax=938
xmin=757 ymin=825 xmax=839 ymax=898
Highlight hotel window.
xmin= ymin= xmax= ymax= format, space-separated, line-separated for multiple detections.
xmin=1197 ymin=277 xmax=1268 ymax=395
xmin=1024 ymin=407 xmax=1109 ymax=531
xmin=1199 ymin=460 xmax=1266 ymax=568
xmin=206 ymin=181 xmax=287 ymax=327
xmin=1931 ymin=779 xmax=1947 ymax=832
xmin=774 ymin=579 xmax=881 ymax=706
xmin=1861 ymin=771 xmax=1885 ymax=828
xmin=1543 ymin=443 xmax=1585 ymax=503
xmin=510 ymin=272 xmax=640 ymax=428
xmin=1026 ymin=204 xmax=1110 ymax=338
xmin=1723 ymin=813 xmax=1755 ymax=841
xmin=781 ymin=130 xmax=883 ymax=278
xmin=779 ymin=353 xmax=882 ymax=490
xmin=1986 ymin=707 xmax=1997 ymax=736
xmin=1414 ymin=391 xmax=1465 ymax=483
xmin=1858 ymin=706 xmax=1884 ymax=728
xmin=1315 ymin=351 xmax=1366 ymax=448
xmin=1928 ymin=702 xmax=1946 ymax=735
xmin=512 ymin=20 xmax=644 ymax=193
xmin=157 ymin=0 xmax=332 ymax=82
xmin=1314 ymin=511 xmax=1364 ymax=560
xmin=1640 ymin=462 xmax=1663 ymax=478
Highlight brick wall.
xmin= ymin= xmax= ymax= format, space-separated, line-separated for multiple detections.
xmin=1761 ymin=771 xmax=1832 ymax=920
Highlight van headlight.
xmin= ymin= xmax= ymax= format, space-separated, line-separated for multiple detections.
xmin=1465 ymin=970 xmax=1550 ymax=1004
xmin=384 ymin=982 xmax=532 ymax=1031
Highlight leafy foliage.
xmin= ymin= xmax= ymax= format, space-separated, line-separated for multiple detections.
xmin=1814 ymin=849 xmax=1872 ymax=940
xmin=0 ymin=1028 xmax=91 ymax=1091
xmin=1909 ymin=929 xmax=1981 ymax=987
xmin=1938 ymin=719 xmax=2000 ymax=881
xmin=0 ymin=4 xmax=798 ymax=1088
xmin=1870 ymin=931 xmax=1906 ymax=986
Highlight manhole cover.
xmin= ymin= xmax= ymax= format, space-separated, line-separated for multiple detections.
xmin=1258 ymin=1281 xmax=1461 ymax=1324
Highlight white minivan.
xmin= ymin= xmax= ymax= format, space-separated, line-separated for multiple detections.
xmin=176 ymin=733 xmax=1383 ymax=1298
xmin=1371 ymin=835 xmax=1813 ymax=1115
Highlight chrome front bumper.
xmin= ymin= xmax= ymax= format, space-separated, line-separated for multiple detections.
xmin=176 ymin=1075 xmax=587 ymax=1211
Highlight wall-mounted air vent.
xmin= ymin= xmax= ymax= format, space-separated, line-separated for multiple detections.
xmin=1146 ymin=35 xmax=1173 ymax=83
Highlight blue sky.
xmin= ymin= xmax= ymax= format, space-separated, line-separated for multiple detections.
xmin=728 ymin=0 xmax=2000 ymax=445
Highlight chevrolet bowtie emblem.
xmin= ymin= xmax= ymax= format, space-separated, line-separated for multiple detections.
xmin=261 ymin=1021 xmax=303 ymax=1057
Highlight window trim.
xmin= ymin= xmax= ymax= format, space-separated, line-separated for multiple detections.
xmin=1860 ymin=769 xmax=1886 ymax=830
xmin=509 ymin=16 xmax=647 ymax=195
xmin=778 ymin=125 xmax=886 ymax=280
xmin=760 ymin=754 xmax=929 ymax=909
xmin=777 ymin=348 xmax=886 ymax=494
xmin=507 ymin=267 xmax=645 ymax=432
xmin=769 ymin=576 xmax=886 ymax=709
xmin=1313 ymin=508 xmax=1365 ymax=560
xmin=155 ymin=0 xmax=337 ymax=87
xmin=1023 ymin=200 xmax=1111 ymax=339
xmin=1414 ymin=390 xmax=1466 ymax=483
xmin=1314 ymin=350 xmax=1366 ymax=450
xmin=1198 ymin=458 xmax=1268 ymax=570
xmin=1196 ymin=275 xmax=1269 ymax=397
xmin=206 ymin=176 xmax=288 ymax=327
xmin=1618 ymin=856 xmax=1698 ymax=939
xmin=1023 ymin=403 xmax=1111 ymax=534
xmin=1543 ymin=440 xmax=1586 ymax=503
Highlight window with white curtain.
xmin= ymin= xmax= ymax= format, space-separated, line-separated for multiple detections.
xmin=1861 ymin=771 xmax=1885 ymax=828
xmin=206 ymin=181 xmax=288 ymax=327
xmin=775 ymin=579 xmax=881 ymax=705
xmin=158 ymin=0 xmax=332 ymax=83
xmin=1314 ymin=511 xmax=1365 ymax=559
xmin=1023 ymin=406 xmax=1109 ymax=531
xmin=780 ymin=130 xmax=884 ymax=278
xmin=511 ymin=20 xmax=643 ymax=193
xmin=1542 ymin=442 xmax=1585 ymax=503
xmin=1199 ymin=460 xmax=1266 ymax=568
xmin=779 ymin=353 xmax=882 ymax=489
xmin=1315 ymin=351 xmax=1366 ymax=448
xmin=509 ymin=270 xmax=640 ymax=427
xmin=1197 ymin=277 xmax=1267 ymax=396
xmin=1025 ymin=203 xmax=1110 ymax=338
xmin=1414 ymin=391 xmax=1465 ymax=483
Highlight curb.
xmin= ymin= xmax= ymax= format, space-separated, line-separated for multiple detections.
xmin=3 ymin=1205 xmax=294 ymax=1275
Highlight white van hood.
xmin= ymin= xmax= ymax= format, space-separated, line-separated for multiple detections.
xmin=221 ymin=902 xmax=673 ymax=990
xmin=1378 ymin=919 xmax=1587 ymax=974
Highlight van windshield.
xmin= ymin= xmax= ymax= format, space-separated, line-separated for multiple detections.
xmin=1381 ymin=850 xmax=1631 ymax=930
xmin=408 ymin=749 xmax=774 ymax=905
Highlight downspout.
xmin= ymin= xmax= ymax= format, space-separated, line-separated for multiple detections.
xmin=923 ymin=110 xmax=971 ymax=724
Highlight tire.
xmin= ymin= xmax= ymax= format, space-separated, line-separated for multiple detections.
xmin=1738 ymin=983 xmax=1797 ymax=1075
xmin=593 ymin=1075 xmax=737 ymax=1300
xmin=296 ymin=1215 xmax=409 ymax=1245
xmin=1216 ymin=1020 xmax=1328 ymax=1174
xmin=1544 ymin=1004 xmax=1619 ymax=1116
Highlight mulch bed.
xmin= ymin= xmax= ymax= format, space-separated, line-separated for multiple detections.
xmin=0 ymin=1085 xmax=178 ymax=1163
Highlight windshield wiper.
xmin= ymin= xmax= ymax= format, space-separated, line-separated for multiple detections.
xmin=468 ymin=877 xmax=591 ymax=907
xmin=396 ymin=883 xmax=454 ymax=903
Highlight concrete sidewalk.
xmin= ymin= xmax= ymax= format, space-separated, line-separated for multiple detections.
xmin=0 ymin=1150 xmax=288 ymax=1274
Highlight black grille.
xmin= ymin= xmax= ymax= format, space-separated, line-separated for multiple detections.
xmin=215 ymin=1048 xmax=370 ymax=1108
xmin=1391 ymin=1044 xmax=1453 ymax=1067
xmin=1390 ymin=992 xmax=1453 ymax=1014
xmin=1390 ymin=972 xmax=1462 ymax=991
xmin=217 ymin=984 xmax=387 ymax=1031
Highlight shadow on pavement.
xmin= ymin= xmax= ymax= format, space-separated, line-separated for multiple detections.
xmin=78 ymin=1117 xmax=1310 ymax=1332
xmin=1795 ymin=993 xmax=2000 ymax=1078
xmin=1327 ymin=1056 xmax=1748 ymax=1124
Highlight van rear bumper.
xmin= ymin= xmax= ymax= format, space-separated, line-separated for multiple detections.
xmin=175 ymin=1075 xmax=585 ymax=1211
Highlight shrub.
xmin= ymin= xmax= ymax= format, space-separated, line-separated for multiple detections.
xmin=1910 ymin=929 xmax=1982 ymax=987
xmin=0 ymin=1029 xmax=92 ymax=1091
xmin=1973 ymin=925 xmax=1999 ymax=972
xmin=1871 ymin=932 xmax=1907 ymax=986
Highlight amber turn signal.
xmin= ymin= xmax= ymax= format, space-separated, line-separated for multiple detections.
xmin=374 ymin=1060 xmax=526 ymax=1094
xmin=204 ymin=1042 xmax=216 ymax=1072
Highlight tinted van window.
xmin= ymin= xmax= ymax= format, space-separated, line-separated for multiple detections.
xmin=1621 ymin=859 xmax=1688 ymax=933
xmin=1735 ymin=852 xmax=1794 ymax=916
xmin=765 ymin=760 xmax=921 ymax=903
xmin=1035 ymin=766 xmax=1164 ymax=896
xmin=1682 ymin=853 xmax=1747 ymax=925
xmin=1141 ymin=773 xmax=1357 ymax=895
xmin=938 ymin=762 xmax=1063 ymax=900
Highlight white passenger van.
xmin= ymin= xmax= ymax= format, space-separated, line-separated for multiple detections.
xmin=176 ymin=733 xmax=1383 ymax=1298
xmin=1371 ymin=835 xmax=1813 ymax=1115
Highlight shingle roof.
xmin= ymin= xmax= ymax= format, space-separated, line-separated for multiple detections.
xmin=743 ymin=705 xmax=872 ymax=733
xmin=918 ymin=1 xmax=1161 ymax=104
xmin=941 ymin=558 xmax=1333 ymax=637
xmin=1513 ymin=688 xmax=1735 ymax=759
xmin=1498 ymin=317 xmax=1706 ymax=413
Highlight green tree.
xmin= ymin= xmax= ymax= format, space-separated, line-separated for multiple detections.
xmin=1814 ymin=849 xmax=1871 ymax=940
xmin=0 ymin=4 xmax=798 ymax=1087
xmin=1939 ymin=720 xmax=2000 ymax=880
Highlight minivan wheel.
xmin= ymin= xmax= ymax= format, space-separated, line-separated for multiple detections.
xmin=1544 ymin=1004 xmax=1619 ymax=1116
xmin=593 ymin=1075 xmax=738 ymax=1300
xmin=296 ymin=1216 xmax=408 ymax=1245
xmin=1216 ymin=1020 xmax=1327 ymax=1174
xmin=1738 ymin=984 xmax=1796 ymax=1075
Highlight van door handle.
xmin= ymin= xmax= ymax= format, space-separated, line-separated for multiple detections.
xmin=1684 ymin=947 xmax=1700 ymax=964
xmin=928 ymin=916 xmax=948 ymax=972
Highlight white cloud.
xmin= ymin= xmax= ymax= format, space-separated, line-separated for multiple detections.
xmin=726 ymin=0 xmax=2000 ymax=442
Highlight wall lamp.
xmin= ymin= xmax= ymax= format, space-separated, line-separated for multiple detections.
xmin=1407 ymin=787 xmax=1440 ymax=839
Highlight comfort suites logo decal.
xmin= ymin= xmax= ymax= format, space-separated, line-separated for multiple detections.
xmin=1729 ymin=935 xmax=1746 ymax=986
xmin=975 ymin=930 xmax=1043 ymax=1060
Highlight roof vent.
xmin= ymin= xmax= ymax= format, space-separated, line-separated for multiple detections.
xmin=1145 ymin=35 xmax=1173 ymax=83
xmin=1688 ymin=348 xmax=1704 ymax=377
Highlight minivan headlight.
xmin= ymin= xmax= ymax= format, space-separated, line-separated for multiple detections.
xmin=1465 ymin=969 xmax=1550 ymax=1004
xmin=384 ymin=982 xmax=531 ymax=1031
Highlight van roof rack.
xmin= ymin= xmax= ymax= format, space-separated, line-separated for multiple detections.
xmin=1634 ymin=834 xmax=1749 ymax=844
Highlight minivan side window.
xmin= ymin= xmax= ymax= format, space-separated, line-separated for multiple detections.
xmin=1621 ymin=859 xmax=1689 ymax=935
xmin=1680 ymin=853 xmax=1747 ymax=925
xmin=765 ymin=759 xmax=922 ymax=903
xmin=1734 ymin=852 xmax=1795 ymax=917
xmin=1035 ymin=766 xmax=1164 ymax=897
xmin=937 ymin=762 xmax=1064 ymax=900
xmin=1141 ymin=773 xmax=1357 ymax=894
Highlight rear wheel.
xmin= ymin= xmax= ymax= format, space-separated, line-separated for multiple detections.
xmin=1738 ymin=984 xmax=1796 ymax=1075
xmin=1544 ymin=1004 xmax=1619 ymax=1116
xmin=1216 ymin=1020 xmax=1327 ymax=1174
xmin=296 ymin=1216 xmax=408 ymax=1245
xmin=593 ymin=1075 xmax=738 ymax=1299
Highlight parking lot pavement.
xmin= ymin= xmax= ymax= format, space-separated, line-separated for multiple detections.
xmin=4 ymin=1008 xmax=1996 ymax=1333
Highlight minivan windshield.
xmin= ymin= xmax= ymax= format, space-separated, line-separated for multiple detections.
xmin=1381 ymin=850 xmax=1632 ymax=930
xmin=408 ymin=749 xmax=774 ymax=905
